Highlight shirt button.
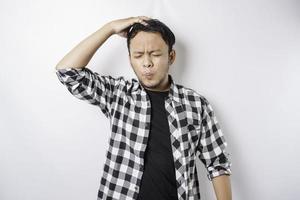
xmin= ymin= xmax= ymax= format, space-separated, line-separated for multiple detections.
xmin=145 ymin=123 xmax=150 ymax=129
xmin=135 ymin=186 xmax=139 ymax=190
xmin=139 ymin=164 xmax=144 ymax=170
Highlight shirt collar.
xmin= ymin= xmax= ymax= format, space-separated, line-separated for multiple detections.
xmin=166 ymin=74 xmax=181 ymax=104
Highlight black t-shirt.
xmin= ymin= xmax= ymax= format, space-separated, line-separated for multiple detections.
xmin=136 ymin=88 xmax=178 ymax=200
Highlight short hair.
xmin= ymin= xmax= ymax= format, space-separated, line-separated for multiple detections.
xmin=126 ymin=19 xmax=176 ymax=55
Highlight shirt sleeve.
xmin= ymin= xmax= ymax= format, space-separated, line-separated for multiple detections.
xmin=55 ymin=67 xmax=118 ymax=118
xmin=197 ymin=96 xmax=232 ymax=181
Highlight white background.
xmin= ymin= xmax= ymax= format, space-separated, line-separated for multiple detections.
xmin=1 ymin=0 xmax=299 ymax=199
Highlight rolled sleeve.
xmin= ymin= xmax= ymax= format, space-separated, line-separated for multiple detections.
xmin=55 ymin=67 xmax=118 ymax=118
xmin=197 ymin=96 xmax=232 ymax=181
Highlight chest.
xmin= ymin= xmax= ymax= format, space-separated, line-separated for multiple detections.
xmin=110 ymin=92 xmax=201 ymax=158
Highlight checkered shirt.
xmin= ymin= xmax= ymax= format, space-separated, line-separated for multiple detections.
xmin=55 ymin=67 xmax=232 ymax=200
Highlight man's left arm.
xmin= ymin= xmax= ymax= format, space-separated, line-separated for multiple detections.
xmin=197 ymin=96 xmax=232 ymax=200
xmin=212 ymin=175 xmax=232 ymax=200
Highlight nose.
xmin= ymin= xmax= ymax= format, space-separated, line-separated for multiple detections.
xmin=143 ymin=55 xmax=153 ymax=68
xmin=143 ymin=63 xmax=152 ymax=68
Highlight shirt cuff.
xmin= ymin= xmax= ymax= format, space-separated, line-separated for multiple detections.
xmin=207 ymin=166 xmax=232 ymax=181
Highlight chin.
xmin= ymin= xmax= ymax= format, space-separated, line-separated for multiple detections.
xmin=141 ymin=79 xmax=158 ymax=88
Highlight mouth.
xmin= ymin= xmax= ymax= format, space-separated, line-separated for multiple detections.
xmin=143 ymin=72 xmax=154 ymax=76
xmin=143 ymin=72 xmax=154 ymax=77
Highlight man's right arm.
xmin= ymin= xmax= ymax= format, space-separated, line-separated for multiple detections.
xmin=54 ymin=17 xmax=151 ymax=117
xmin=55 ymin=22 xmax=114 ymax=70
xmin=55 ymin=16 xmax=150 ymax=70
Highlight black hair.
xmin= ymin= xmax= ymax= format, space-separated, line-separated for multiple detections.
xmin=126 ymin=19 xmax=175 ymax=55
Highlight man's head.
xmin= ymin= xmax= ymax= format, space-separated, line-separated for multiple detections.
xmin=126 ymin=19 xmax=176 ymax=91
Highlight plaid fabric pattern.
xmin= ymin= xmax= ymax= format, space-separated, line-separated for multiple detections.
xmin=55 ymin=67 xmax=232 ymax=200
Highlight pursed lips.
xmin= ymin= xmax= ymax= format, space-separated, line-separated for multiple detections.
xmin=143 ymin=72 xmax=154 ymax=76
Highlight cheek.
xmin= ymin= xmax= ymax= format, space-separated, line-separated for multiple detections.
xmin=130 ymin=57 xmax=142 ymax=65
xmin=130 ymin=60 xmax=143 ymax=74
xmin=155 ymin=57 xmax=169 ymax=69
xmin=129 ymin=57 xmax=138 ymax=66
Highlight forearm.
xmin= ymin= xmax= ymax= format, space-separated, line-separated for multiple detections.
xmin=212 ymin=175 xmax=232 ymax=200
xmin=55 ymin=22 xmax=114 ymax=70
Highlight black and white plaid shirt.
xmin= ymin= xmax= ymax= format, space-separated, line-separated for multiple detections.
xmin=55 ymin=67 xmax=232 ymax=200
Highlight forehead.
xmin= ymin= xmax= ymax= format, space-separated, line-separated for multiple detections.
xmin=130 ymin=31 xmax=168 ymax=52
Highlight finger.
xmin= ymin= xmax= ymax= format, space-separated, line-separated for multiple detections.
xmin=134 ymin=17 xmax=148 ymax=26
xmin=142 ymin=16 xmax=151 ymax=20
xmin=136 ymin=16 xmax=150 ymax=21
xmin=136 ymin=17 xmax=144 ymax=23
xmin=140 ymin=15 xmax=151 ymax=19
xmin=139 ymin=16 xmax=151 ymax=23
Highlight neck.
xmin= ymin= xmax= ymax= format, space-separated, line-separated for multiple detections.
xmin=161 ymin=74 xmax=171 ymax=91
xmin=147 ymin=75 xmax=170 ymax=92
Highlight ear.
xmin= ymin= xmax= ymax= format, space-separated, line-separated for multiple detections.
xmin=168 ymin=50 xmax=176 ymax=65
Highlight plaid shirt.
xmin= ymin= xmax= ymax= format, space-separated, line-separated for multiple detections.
xmin=55 ymin=67 xmax=232 ymax=200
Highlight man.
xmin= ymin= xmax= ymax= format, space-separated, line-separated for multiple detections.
xmin=55 ymin=16 xmax=232 ymax=200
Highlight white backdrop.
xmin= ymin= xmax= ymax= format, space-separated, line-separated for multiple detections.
xmin=1 ymin=0 xmax=299 ymax=199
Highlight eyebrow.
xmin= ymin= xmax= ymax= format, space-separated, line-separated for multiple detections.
xmin=133 ymin=50 xmax=162 ymax=54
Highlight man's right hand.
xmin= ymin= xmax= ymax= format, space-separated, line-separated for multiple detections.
xmin=108 ymin=16 xmax=152 ymax=38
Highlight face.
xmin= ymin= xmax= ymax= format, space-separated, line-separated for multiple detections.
xmin=129 ymin=31 xmax=176 ymax=91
